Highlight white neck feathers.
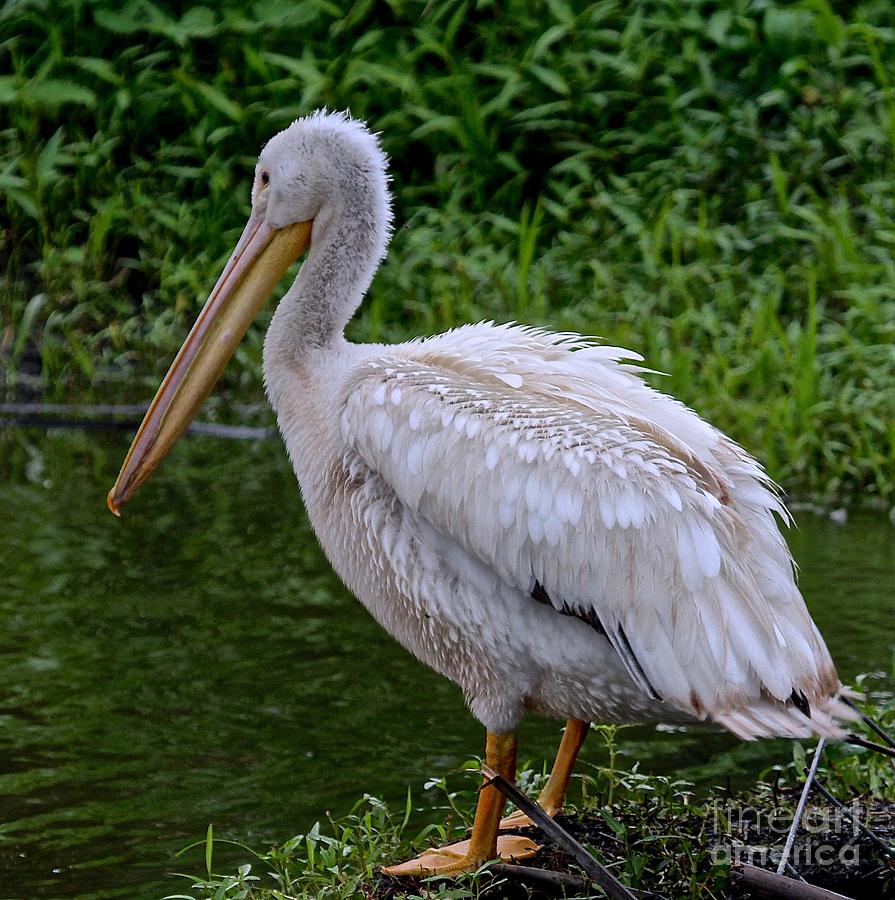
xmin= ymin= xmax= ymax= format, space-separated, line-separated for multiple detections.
xmin=262 ymin=111 xmax=393 ymax=371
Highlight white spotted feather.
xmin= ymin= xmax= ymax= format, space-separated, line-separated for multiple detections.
xmin=339 ymin=323 xmax=847 ymax=734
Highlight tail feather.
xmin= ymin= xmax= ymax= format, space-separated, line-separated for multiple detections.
xmin=713 ymin=691 xmax=857 ymax=741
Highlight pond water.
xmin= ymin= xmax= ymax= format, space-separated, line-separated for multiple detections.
xmin=0 ymin=428 xmax=892 ymax=899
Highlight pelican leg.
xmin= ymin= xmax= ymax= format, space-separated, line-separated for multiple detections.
xmin=500 ymin=719 xmax=589 ymax=830
xmin=382 ymin=730 xmax=540 ymax=877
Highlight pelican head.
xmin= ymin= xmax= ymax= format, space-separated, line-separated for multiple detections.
xmin=107 ymin=110 xmax=391 ymax=515
xmin=256 ymin=111 xmax=390 ymax=238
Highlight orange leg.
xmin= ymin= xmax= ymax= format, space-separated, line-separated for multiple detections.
xmin=383 ymin=730 xmax=540 ymax=876
xmin=500 ymin=719 xmax=589 ymax=829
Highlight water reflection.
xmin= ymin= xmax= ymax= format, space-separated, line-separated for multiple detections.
xmin=0 ymin=430 xmax=892 ymax=898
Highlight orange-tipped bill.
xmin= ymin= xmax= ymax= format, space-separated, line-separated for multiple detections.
xmin=107 ymin=213 xmax=312 ymax=515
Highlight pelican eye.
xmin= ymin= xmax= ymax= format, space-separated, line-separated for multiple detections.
xmin=260 ymin=170 xmax=270 ymax=187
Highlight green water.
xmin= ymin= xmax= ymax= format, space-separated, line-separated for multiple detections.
xmin=0 ymin=429 xmax=893 ymax=899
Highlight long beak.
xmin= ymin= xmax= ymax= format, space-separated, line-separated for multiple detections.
xmin=107 ymin=212 xmax=312 ymax=515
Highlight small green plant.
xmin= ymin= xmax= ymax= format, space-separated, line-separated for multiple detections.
xmin=166 ymin=687 xmax=894 ymax=899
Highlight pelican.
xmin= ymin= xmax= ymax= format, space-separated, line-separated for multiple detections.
xmin=108 ymin=110 xmax=852 ymax=876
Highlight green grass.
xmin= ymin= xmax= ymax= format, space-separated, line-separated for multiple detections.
xmin=163 ymin=692 xmax=895 ymax=899
xmin=2 ymin=0 xmax=895 ymax=505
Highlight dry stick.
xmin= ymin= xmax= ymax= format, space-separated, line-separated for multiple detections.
xmin=481 ymin=763 xmax=636 ymax=900
xmin=488 ymin=864 xmax=666 ymax=899
xmin=777 ymin=738 xmax=825 ymax=876
xmin=0 ymin=413 xmax=274 ymax=441
xmin=0 ymin=415 xmax=133 ymax=432
xmin=846 ymin=734 xmax=895 ymax=759
xmin=487 ymin=863 xmax=588 ymax=892
xmin=782 ymin=861 xmax=806 ymax=882
xmin=732 ymin=863 xmax=853 ymax=899
xmin=186 ymin=422 xmax=275 ymax=440
xmin=842 ymin=697 xmax=895 ymax=749
xmin=0 ymin=403 xmax=149 ymax=415
xmin=810 ymin=778 xmax=894 ymax=854
xmin=0 ymin=402 xmax=272 ymax=417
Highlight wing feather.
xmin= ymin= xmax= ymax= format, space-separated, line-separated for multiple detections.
xmin=341 ymin=323 xmax=848 ymax=735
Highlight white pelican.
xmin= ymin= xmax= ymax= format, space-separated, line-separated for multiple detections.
xmin=108 ymin=110 xmax=852 ymax=876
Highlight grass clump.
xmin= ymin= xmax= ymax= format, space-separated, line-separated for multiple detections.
xmin=3 ymin=0 xmax=895 ymax=504
xmin=165 ymin=694 xmax=895 ymax=900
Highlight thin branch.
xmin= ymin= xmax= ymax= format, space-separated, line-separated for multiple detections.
xmin=846 ymin=734 xmax=895 ymax=759
xmin=777 ymin=738 xmax=825 ymax=876
xmin=0 ymin=403 xmax=149 ymax=415
xmin=487 ymin=864 xmax=588 ymax=891
xmin=842 ymin=697 xmax=895 ymax=749
xmin=481 ymin=764 xmax=636 ymax=900
xmin=0 ymin=412 xmax=274 ymax=440
xmin=488 ymin=863 xmax=667 ymax=899
xmin=810 ymin=778 xmax=894 ymax=854
xmin=732 ymin=862 xmax=853 ymax=899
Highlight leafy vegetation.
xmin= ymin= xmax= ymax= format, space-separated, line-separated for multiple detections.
xmin=164 ymin=693 xmax=895 ymax=899
xmin=2 ymin=0 xmax=895 ymax=505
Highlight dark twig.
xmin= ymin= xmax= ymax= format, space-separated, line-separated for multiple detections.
xmin=481 ymin=764 xmax=636 ymax=900
xmin=731 ymin=862 xmax=853 ymax=899
xmin=488 ymin=864 xmax=666 ymax=898
xmin=783 ymin=861 xmax=807 ymax=882
xmin=810 ymin=778 xmax=894 ymax=854
xmin=846 ymin=734 xmax=895 ymax=759
xmin=0 ymin=411 xmax=274 ymax=440
xmin=487 ymin=864 xmax=588 ymax=891
xmin=185 ymin=422 xmax=275 ymax=440
xmin=1 ymin=415 xmax=138 ymax=432
xmin=842 ymin=696 xmax=895 ymax=749
xmin=0 ymin=403 xmax=149 ymax=415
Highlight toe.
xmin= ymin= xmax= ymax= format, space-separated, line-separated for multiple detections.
xmin=499 ymin=809 xmax=535 ymax=830
xmin=496 ymin=834 xmax=541 ymax=862
xmin=382 ymin=839 xmax=478 ymax=876
xmin=382 ymin=834 xmax=541 ymax=876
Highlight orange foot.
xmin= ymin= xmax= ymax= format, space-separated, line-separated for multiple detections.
xmin=382 ymin=834 xmax=541 ymax=877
